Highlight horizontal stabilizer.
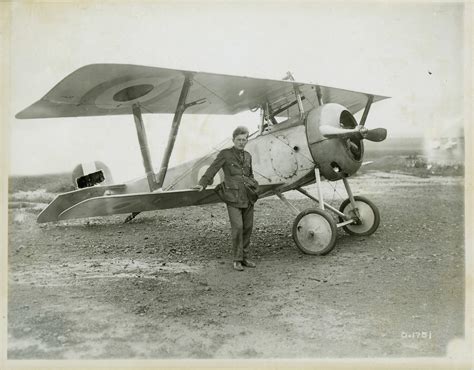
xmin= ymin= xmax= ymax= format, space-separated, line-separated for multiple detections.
xmin=37 ymin=184 xmax=126 ymax=223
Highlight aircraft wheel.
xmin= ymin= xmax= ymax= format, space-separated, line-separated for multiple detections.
xmin=339 ymin=196 xmax=380 ymax=236
xmin=292 ymin=208 xmax=337 ymax=255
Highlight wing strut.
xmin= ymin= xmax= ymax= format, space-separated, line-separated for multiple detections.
xmin=125 ymin=73 xmax=195 ymax=223
xmin=155 ymin=73 xmax=193 ymax=188
xmin=132 ymin=103 xmax=158 ymax=191
xmin=359 ymin=95 xmax=374 ymax=127
xmin=283 ymin=71 xmax=305 ymax=118
xmin=124 ymin=74 xmax=194 ymax=223
xmin=316 ymin=86 xmax=323 ymax=106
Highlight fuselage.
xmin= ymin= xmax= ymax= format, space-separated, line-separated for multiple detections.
xmin=37 ymin=103 xmax=368 ymax=223
xmin=120 ymin=103 xmax=365 ymax=196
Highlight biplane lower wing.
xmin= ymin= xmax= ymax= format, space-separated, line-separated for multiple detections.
xmin=54 ymin=184 xmax=283 ymax=222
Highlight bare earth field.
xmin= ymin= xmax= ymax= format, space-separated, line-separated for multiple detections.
xmin=7 ymin=171 xmax=464 ymax=359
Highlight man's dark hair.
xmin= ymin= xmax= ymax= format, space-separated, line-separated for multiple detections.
xmin=232 ymin=126 xmax=249 ymax=139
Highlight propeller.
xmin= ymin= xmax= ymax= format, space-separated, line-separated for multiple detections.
xmin=319 ymin=125 xmax=387 ymax=142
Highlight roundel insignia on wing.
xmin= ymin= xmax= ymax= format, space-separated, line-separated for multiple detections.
xmin=113 ymin=84 xmax=155 ymax=102
xmin=80 ymin=76 xmax=183 ymax=109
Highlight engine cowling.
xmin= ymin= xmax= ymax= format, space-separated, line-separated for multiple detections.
xmin=305 ymin=103 xmax=364 ymax=181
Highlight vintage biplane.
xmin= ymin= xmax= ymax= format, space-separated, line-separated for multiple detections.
xmin=16 ymin=64 xmax=389 ymax=255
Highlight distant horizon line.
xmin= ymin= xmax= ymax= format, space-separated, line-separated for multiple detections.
xmin=8 ymin=135 xmax=465 ymax=177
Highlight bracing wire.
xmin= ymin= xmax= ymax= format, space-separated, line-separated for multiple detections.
xmin=328 ymin=181 xmax=346 ymax=205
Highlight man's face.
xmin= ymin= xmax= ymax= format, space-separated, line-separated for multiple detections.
xmin=233 ymin=133 xmax=248 ymax=150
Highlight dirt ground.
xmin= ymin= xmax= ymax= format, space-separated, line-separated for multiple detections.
xmin=7 ymin=172 xmax=465 ymax=359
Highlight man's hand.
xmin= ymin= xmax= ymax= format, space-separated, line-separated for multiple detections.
xmin=192 ymin=185 xmax=204 ymax=192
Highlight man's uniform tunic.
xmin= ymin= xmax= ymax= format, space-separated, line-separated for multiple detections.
xmin=199 ymin=147 xmax=258 ymax=262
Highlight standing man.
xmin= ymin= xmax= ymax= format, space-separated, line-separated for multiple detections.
xmin=194 ymin=126 xmax=259 ymax=271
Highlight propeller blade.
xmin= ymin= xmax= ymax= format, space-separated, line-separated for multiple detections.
xmin=319 ymin=125 xmax=361 ymax=139
xmin=320 ymin=125 xmax=387 ymax=142
xmin=364 ymin=128 xmax=387 ymax=142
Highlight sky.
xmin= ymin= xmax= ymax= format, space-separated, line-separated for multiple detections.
xmin=7 ymin=1 xmax=467 ymax=180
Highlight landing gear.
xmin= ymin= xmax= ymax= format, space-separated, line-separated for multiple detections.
xmin=338 ymin=196 xmax=380 ymax=236
xmin=277 ymin=169 xmax=380 ymax=255
xmin=292 ymin=208 xmax=337 ymax=255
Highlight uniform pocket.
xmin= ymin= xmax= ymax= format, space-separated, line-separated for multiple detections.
xmin=224 ymin=182 xmax=239 ymax=190
xmin=215 ymin=183 xmax=236 ymax=203
xmin=228 ymin=163 xmax=241 ymax=176
xmin=220 ymin=182 xmax=240 ymax=203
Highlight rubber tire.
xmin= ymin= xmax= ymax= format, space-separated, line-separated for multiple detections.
xmin=338 ymin=196 xmax=380 ymax=236
xmin=292 ymin=208 xmax=337 ymax=255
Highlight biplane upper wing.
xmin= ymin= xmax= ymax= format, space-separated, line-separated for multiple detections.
xmin=54 ymin=183 xmax=283 ymax=222
xmin=16 ymin=64 xmax=389 ymax=119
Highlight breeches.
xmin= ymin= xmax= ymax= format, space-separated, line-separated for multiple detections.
xmin=226 ymin=204 xmax=254 ymax=261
